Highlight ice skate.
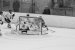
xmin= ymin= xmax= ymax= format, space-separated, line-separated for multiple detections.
xmin=7 ymin=24 xmax=11 ymax=28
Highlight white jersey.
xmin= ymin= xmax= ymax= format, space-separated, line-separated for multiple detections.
xmin=0 ymin=15 xmax=4 ymax=30
xmin=0 ymin=15 xmax=4 ymax=21
xmin=5 ymin=12 xmax=14 ymax=19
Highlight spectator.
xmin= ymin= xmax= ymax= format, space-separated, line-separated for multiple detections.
xmin=58 ymin=0 xmax=64 ymax=8
xmin=13 ymin=0 xmax=20 ymax=12
xmin=27 ymin=14 xmax=30 ymax=17
xmin=43 ymin=7 xmax=50 ymax=15
xmin=51 ymin=0 xmax=55 ymax=8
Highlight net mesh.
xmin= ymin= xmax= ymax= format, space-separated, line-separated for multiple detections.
xmin=18 ymin=16 xmax=42 ymax=35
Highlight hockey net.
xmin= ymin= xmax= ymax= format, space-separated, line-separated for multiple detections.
xmin=18 ymin=16 xmax=42 ymax=35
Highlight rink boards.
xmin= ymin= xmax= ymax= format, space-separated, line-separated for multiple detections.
xmin=3 ymin=11 xmax=75 ymax=29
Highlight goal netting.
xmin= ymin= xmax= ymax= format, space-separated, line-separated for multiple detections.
xmin=18 ymin=16 xmax=42 ymax=35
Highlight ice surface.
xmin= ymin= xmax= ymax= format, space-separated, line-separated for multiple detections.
xmin=0 ymin=12 xmax=75 ymax=50
xmin=0 ymin=23 xmax=75 ymax=50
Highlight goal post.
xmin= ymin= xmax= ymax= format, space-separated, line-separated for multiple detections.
xmin=18 ymin=16 xmax=42 ymax=35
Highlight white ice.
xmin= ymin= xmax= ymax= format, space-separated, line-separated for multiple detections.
xmin=0 ymin=23 xmax=75 ymax=50
xmin=1 ymin=12 xmax=75 ymax=50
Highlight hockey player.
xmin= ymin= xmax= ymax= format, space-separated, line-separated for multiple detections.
xmin=20 ymin=21 xmax=30 ymax=34
xmin=34 ymin=16 xmax=47 ymax=28
xmin=26 ymin=14 xmax=31 ymax=23
xmin=0 ymin=11 xmax=4 ymax=36
xmin=38 ymin=16 xmax=48 ymax=30
xmin=7 ymin=10 xmax=15 ymax=20
xmin=38 ymin=16 xmax=55 ymax=33
xmin=0 ymin=12 xmax=4 ymax=25
xmin=4 ymin=10 xmax=15 ymax=28
xmin=4 ymin=15 xmax=11 ymax=28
